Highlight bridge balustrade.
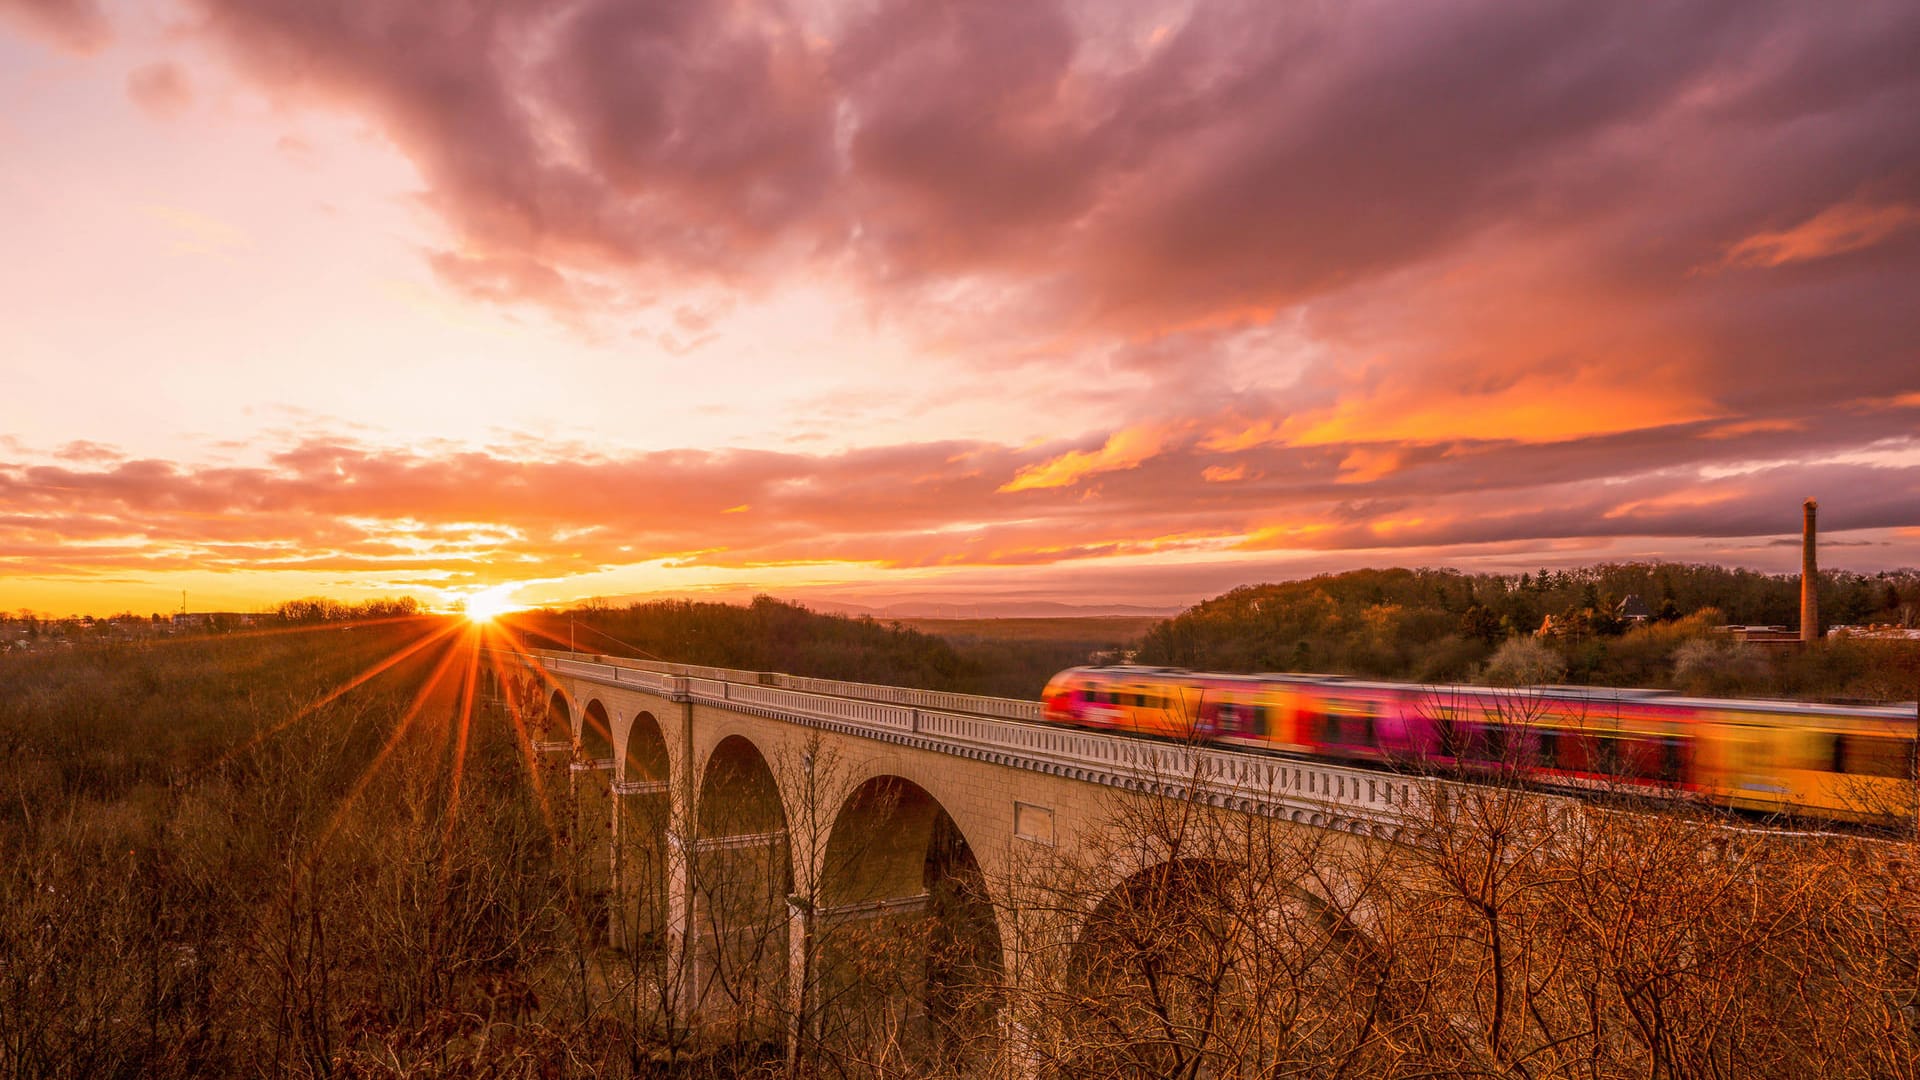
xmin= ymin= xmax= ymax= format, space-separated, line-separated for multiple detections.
xmin=522 ymin=650 xmax=1420 ymax=833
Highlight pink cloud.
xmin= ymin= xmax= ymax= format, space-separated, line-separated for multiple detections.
xmin=126 ymin=62 xmax=193 ymax=119
xmin=104 ymin=0 xmax=1908 ymax=446
xmin=0 ymin=0 xmax=108 ymax=52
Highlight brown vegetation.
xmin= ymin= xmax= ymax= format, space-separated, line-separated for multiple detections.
xmin=7 ymin=621 xmax=1920 ymax=1078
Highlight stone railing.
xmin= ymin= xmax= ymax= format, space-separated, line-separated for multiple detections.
xmin=551 ymin=653 xmax=1040 ymax=722
xmin=515 ymin=649 xmax=1420 ymax=835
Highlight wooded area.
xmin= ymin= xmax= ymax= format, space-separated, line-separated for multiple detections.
xmin=510 ymin=598 xmax=1118 ymax=702
xmin=4 ymin=614 xmax=1920 ymax=1077
xmin=1135 ymin=564 xmax=1920 ymax=701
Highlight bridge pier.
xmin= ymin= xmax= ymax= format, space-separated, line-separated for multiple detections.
xmin=666 ymin=827 xmax=792 ymax=1039
xmin=568 ymin=756 xmax=616 ymax=939
xmin=612 ymin=779 xmax=669 ymax=951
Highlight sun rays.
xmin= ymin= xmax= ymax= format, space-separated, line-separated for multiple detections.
xmin=191 ymin=608 xmax=585 ymax=884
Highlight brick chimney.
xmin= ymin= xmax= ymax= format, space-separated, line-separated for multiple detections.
xmin=1801 ymin=498 xmax=1819 ymax=644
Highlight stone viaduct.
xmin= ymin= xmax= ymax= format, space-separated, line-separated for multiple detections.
xmin=482 ymin=647 xmax=1422 ymax=1061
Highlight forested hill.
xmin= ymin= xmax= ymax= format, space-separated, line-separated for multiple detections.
xmin=508 ymin=596 xmax=1120 ymax=700
xmin=507 ymin=565 xmax=1918 ymax=704
xmin=1133 ymin=565 xmax=1920 ymax=700
xmin=513 ymin=597 xmax=968 ymax=686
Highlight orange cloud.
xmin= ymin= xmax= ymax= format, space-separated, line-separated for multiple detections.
xmin=1335 ymin=448 xmax=1403 ymax=484
xmin=999 ymin=425 xmax=1173 ymax=493
xmin=1201 ymin=463 xmax=1248 ymax=483
xmin=1289 ymin=377 xmax=1720 ymax=447
xmin=7 ymin=421 xmax=1920 ymax=616
xmin=1717 ymin=201 xmax=1920 ymax=271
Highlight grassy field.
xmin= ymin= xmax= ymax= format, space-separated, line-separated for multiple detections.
xmin=0 ymin=618 xmax=589 ymax=1078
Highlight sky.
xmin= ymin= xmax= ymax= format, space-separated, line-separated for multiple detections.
xmin=1 ymin=0 xmax=1917 ymax=618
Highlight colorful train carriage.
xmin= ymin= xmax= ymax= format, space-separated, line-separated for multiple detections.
xmin=1039 ymin=665 xmax=1919 ymax=827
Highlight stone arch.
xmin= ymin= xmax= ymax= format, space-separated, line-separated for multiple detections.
xmin=809 ymin=776 xmax=1004 ymax=1070
xmin=580 ymin=699 xmax=615 ymax=762
xmin=544 ymin=688 xmax=572 ymax=746
xmin=615 ymin=710 xmax=672 ymax=952
xmin=623 ymin=710 xmax=670 ymax=785
xmin=692 ymin=734 xmax=792 ymax=1035
xmin=1060 ymin=856 xmax=1387 ymax=1077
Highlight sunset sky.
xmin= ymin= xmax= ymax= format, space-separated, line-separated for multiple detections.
xmin=3 ymin=0 xmax=1917 ymax=618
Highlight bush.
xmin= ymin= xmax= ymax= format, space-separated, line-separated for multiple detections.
xmin=1482 ymin=638 xmax=1568 ymax=687
xmin=1671 ymin=636 xmax=1770 ymax=696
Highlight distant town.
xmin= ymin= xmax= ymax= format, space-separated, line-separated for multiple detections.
xmin=1 ymin=597 xmax=422 ymax=653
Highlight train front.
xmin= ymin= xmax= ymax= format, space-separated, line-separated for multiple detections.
xmin=1041 ymin=668 xmax=1083 ymax=724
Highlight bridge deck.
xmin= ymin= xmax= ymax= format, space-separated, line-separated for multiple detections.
xmin=518 ymin=649 xmax=1424 ymax=836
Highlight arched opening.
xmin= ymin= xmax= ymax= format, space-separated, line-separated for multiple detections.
xmin=580 ymin=700 xmax=615 ymax=763
xmin=616 ymin=710 xmax=672 ymax=953
xmin=544 ymin=689 xmax=571 ymax=746
xmin=1058 ymin=858 xmax=1381 ymax=1079
xmin=692 ymin=735 xmax=792 ymax=1046
xmin=570 ymin=700 xmax=618 ymax=936
xmin=809 ymin=777 xmax=1003 ymax=1071
xmin=505 ymin=674 xmax=533 ymax=731
xmin=533 ymin=688 xmax=575 ymax=803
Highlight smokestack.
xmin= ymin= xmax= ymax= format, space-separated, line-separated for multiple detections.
xmin=1801 ymin=498 xmax=1819 ymax=644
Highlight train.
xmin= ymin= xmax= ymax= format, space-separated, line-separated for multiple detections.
xmin=1040 ymin=665 xmax=1920 ymax=825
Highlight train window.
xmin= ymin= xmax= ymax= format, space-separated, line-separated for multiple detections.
xmin=1660 ymin=737 xmax=1685 ymax=783
xmin=1537 ymin=730 xmax=1559 ymax=769
xmin=1838 ymin=735 xmax=1914 ymax=779
xmin=1490 ymin=724 xmax=1510 ymax=761
xmin=1328 ymin=713 xmax=1373 ymax=747
xmin=1589 ymin=735 xmax=1621 ymax=775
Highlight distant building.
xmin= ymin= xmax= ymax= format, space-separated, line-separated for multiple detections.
xmin=1828 ymin=624 xmax=1920 ymax=641
xmin=1717 ymin=624 xmax=1802 ymax=648
xmin=1616 ymin=594 xmax=1652 ymax=622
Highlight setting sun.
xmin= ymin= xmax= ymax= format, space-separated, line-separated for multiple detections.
xmin=461 ymin=585 xmax=522 ymax=624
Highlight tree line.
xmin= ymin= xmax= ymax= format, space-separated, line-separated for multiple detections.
xmin=510 ymin=597 xmax=1111 ymax=701
xmin=1135 ymin=564 xmax=1920 ymax=701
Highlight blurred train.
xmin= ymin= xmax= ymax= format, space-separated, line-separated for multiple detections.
xmin=1040 ymin=666 xmax=1920 ymax=825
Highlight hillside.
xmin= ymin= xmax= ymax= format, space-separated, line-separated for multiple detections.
xmin=1134 ymin=564 xmax=1920 ymax=701
xmin=508 ymin=597 xmax=1133 ymax=700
